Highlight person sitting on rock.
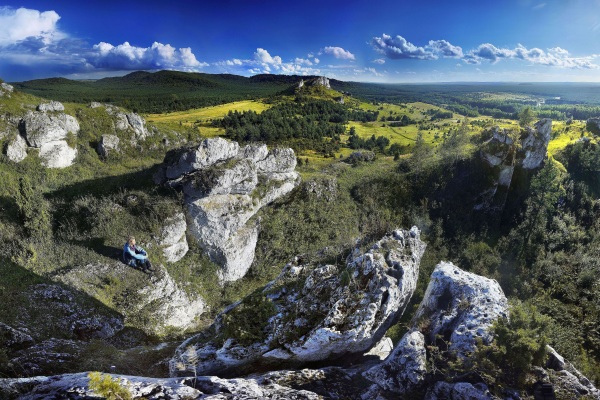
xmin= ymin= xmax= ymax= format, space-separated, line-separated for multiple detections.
xmin=123 ymin=236 xmax=153 ymax=273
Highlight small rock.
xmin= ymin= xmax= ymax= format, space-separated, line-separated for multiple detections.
xmin=37 ymin=101 xmax=65 ymax=112
xmin=97 ymin=134 xmax=120 ymax=158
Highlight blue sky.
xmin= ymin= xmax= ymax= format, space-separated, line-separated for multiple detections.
xmin=1 ymin=0 xmax=600 ymax=82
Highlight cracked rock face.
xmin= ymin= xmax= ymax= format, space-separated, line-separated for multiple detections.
xmin=519 ymin=118 xmax=552 ymax=170
xmin=170 ymin=227 xmax=425 ymax=377
xmin=158 ymin=138 xmax=300 ymax=282
xmin=364 ymin=262 xmax=508 ymax=396
xmin=156 ymin=212 xmax=189 ymax=263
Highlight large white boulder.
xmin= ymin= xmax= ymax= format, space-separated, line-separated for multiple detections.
xmin=170 ymin=228 xmax=426 ymax=376
xmin=4 ymin=134 xmax=28 ymax=163
xmin=39 ymin=140 xmax=77 ymax=168
xmin=21 ymin=111 xmax=79 ymax=148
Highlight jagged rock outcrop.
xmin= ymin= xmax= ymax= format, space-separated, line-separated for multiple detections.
xmin=347 ymin=150 xmax=376 ymax=165
xmin=4 ymin=134 xmax=28 ymax=162
xmin=545 ymin=345 xmax=600 ymax=398
xmin=364 ymin=262 xmax=508 ymax=396
xmin=156 ymin=138 xmax=300 ymax=282
xmin=18 ymin=109 xmax=80 ymax=168
xmin=1 ymin=284 xmax=123 ymax=376
xmin=156 ymin=213 xmax=189 ymax=263
xmin=56 ymin=263 xmax=205 ymax=335
xmin=90 ymin=102 xmax=149 ymax=140
xmin=37 ymin=101 xmax=65 ymax=112
xmin=96 ymin=134 xmax=120 ymax=158
xmin=0 ymin=371 xmax=322 ymax=399
xmin=313 ymin=76 xmax=331 ymax=89
xmin=170 ymin=227 xmax=425 ymax=377
xmin=363 ymin=336 xmax=394 ymax=360
xmin=476 ymin=119 xmax=552 ymax=212
xmin=519 ymin=118 xmax=552 ymax=169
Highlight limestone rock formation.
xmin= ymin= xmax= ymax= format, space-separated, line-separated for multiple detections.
xmin=4 ymin=134 xmax=28 ymax=163
xmin=0 ymin=82 xmax=13 ymax=97
xmin=56 ymin=263 xmax=205 ymax=335
xmin=37 ymin=101 xmax=65 ymax=112
xmin=519 ymin=118 xmax=552 ymax=169
xmin=156 ymin=212 xmax=189 ymax=263
xmin=0 ymin=373 xmax=201 ymax=400
xmin=313 ymin=76 xmax=331 ymax=89
xmin=157 ymin=138 xmax=300 ymax=282
xmin=364 ymin=262 xmax=508 ymax=396
xmin=0 ymin=371 xmax=322 ymax=399
xmin=18 ymin=109 xmax=80 ymax=168
xmin=545 ymin=345 xmax=600 ymax=398
xmin=476 ymin=119 xmax=552 ymax=212
xmin=20 ymin=110 xmax=79 ymax=148
xmin=39 ymin=140 xmax=77 ymax=168
xmin=96 ymin=134 xmax=120 ymax=158
xmin=170 ymin=228 xmax=425 ymax=377
xmin=23 ymin=284 xmax=124 ymax=341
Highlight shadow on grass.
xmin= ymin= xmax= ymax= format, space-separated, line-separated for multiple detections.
xmin=47 ymin=164 xmax=170 ymax=201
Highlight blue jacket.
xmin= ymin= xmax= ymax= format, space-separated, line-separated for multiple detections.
xmin=123 ymin=243 xmax=147 ymax=264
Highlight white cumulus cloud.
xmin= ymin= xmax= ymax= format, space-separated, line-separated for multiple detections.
xmin=371 ymin=34 xmax=463 ymax=60
xmin=0 ymin=6 xmax=64 ymax=47
xmin=464 ymin=43 xmax=597 ymax=69
xmin=88 ymin=41 xmax=206 ymax=70
xmin=321 ymin=46 xmax=355 ymax=60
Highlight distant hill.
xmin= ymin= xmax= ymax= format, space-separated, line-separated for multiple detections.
xmin=12 ymin=70 xmax=600 ymax=116
xmin=12 ymin=71 xmax=319 ymax=113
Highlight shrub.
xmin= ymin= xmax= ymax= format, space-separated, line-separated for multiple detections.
xmin=87 ymin=371 xmax=132 ymax=400
xmin=14 ymin=176 xmax=51 ymax=241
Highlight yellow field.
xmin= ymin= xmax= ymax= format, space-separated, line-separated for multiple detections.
xmin=146 ymin=100 xmax=272 ymax=138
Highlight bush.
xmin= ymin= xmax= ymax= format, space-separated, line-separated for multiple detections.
xmin=14 ymin=176 xmax=51 ymax=241
xmin=87 ymin=371 xmax=132 ymax=400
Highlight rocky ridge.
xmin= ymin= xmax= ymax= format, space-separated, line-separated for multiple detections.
xmin=2 ymin=234 xmax=598 ymax=399
xmin=156 ymin=137 xmax=300 ymax=282
xmin=170 ymin=227 xmax=425 ymax=377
